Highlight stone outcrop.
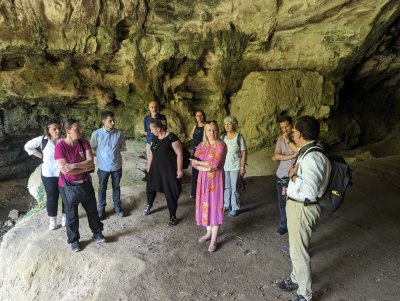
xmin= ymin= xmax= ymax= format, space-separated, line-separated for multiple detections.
xmin=0 ymin=0 xmax=399 ymax=178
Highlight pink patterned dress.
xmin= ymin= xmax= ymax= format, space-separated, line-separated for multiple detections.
xmin=194 ymin=140 xmax=227 ymax=226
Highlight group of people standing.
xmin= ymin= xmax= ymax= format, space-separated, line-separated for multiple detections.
xmin=25 ymin=112 xmax=124 ymax=252
xmin=142 ymin=100 xmax=248 ymax=252
xmin=25 ymin=99 xmax=330 ymax=301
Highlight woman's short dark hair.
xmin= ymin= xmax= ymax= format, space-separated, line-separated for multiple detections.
xmin=278 ymin=115 xmax=293 ymax=125
xmin=295 ymin=116 xmax=320 ymax=141
xmin=64 ymin=118 xmax=80 ymax=131
xmin=101 ymin=111 xmax=114 ymax=120
xmin=43 ymin=118 xmax=61 ymax=137
xmin=150 ymin=118 xmax=167 ymax=131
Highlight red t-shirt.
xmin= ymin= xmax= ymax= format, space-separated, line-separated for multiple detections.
xmin=54 ymin=139 xmax=92 ymax=187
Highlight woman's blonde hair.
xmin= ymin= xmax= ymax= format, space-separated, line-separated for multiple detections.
xmin=202 ymin=121 xmax=220 ymax=146
xmin=223 ymin=116 xmax=238 ymax=131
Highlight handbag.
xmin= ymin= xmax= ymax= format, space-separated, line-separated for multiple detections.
xmin=61 ymin=173 xmax=94 ymax=203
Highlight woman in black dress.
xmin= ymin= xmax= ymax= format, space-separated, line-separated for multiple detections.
xmin=143 ymin=118 xmax=183 ymax=226
xmin=189 ymin=110 xmax=206 ymax=198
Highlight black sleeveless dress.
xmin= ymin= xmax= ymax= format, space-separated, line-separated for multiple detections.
xmin=193 ymin=125 xmax=204 ymax=149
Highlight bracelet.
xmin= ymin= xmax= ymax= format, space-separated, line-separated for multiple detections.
xmin=240 ymin=167 xmax=245 ymax=170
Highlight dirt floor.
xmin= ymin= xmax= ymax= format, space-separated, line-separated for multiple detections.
xmin=0 ymin=153 xmax=399 ymax=301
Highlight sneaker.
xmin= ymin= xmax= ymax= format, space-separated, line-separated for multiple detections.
xmin=293 ymin=295 xmax=310 ymax=301
xmin=277 ymin=279 xmax=299 ymax=292
xmin=143 ymin=204 xmax=152 ymax=215
xmin=48 ymin=217 xmax=57 ymax=230
xmin=71 ymin=241 xmax=81 ymax=252
xmin=92 ymin=232 xmax=106 ymax=243
xmin=61 ymin=214 xmax=67 ymax=227
xmin=168 ymin=216 xmax=177 ymax=227
xmin=98 ymin=211 xmax=106 ymax=220
xmin=276 ymin=227 xmax=288 ymax=235
xmin=224 ymin=207 xmax=229 ymax=212
xmin=229 ymin=210 xmax=238 ymax=217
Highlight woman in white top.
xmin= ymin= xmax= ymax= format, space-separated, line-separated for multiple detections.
xmin=221 ymin=116 xmax=247 ymax=217
xmin=24 ymin=119 xmax=64 ymax=230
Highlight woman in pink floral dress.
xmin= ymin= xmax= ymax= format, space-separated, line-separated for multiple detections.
xmin=190 ymin=121 xmax=227 ymax=252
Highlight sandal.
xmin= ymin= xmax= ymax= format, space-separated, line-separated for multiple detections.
xmin=168 ymin=216 xmax=177 ymax=226
xmin=198 ymin=235 xmax=211 ymax=243
xmin=208 ymin=241 xmax=217 ymax=252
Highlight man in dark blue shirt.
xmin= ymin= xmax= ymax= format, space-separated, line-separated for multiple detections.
xmin=143 ymin=100 xmax=167 ymax=162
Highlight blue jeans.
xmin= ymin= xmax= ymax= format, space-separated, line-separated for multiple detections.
xmin=97 ymin=168 xmax=122 ymax=213
xmin=276 ymin=176 xmax=287 ymax=230
xmin=224 ymin=170 xmax=240 ymax=211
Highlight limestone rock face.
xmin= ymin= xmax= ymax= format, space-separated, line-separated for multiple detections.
xmin=0 ymin=0 xmax=399 ymax=178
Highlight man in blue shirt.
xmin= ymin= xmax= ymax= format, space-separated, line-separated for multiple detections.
xmin=143 ymin=100 xmax=167 ymax=162
xmin=91 ymin=111 xmax=125 ymax=219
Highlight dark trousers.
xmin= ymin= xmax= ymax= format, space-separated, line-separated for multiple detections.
xmin=276 ymin=176 xmax=287 ymax=230
xmin=191 ymin=167 xmax=199 ymax=197
xmin=42 ymin=175 xmax=64 ymax=217
xmin=147 ymin=191 xmax=177 ymax=218
xmin=59 ymin=185 xmax=104 ymax=243
xmin=97 ymin=168 xmax=122 ymax=213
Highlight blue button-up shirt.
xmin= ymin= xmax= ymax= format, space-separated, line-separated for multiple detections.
xmin=90 ymin=127 xmax=125 ymax=172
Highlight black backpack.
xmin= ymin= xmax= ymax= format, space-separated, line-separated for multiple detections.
xmin=303 ymin=146 xmax=353 ymax=214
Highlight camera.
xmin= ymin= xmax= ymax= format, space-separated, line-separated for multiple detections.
xmin=277 ymin=176 xmax=290 ymax=188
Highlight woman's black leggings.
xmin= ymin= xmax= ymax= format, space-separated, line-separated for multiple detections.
xmin=147 ymin=191 xmax=177 ymax=218
xmin=42 ymin=175 xmax=64 ymax=217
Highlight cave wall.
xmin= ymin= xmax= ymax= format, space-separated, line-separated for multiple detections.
xmin=0 ymin=0 xmax=399 ymax=179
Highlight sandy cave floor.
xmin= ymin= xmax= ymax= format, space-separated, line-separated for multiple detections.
xmin=0 ymin=156 xmax=399 ymax=301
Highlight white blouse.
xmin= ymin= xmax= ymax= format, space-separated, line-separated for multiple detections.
xmin=24 ymin=136 xmax=61 ymax=177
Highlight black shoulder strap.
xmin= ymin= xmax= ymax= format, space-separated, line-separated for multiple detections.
xmin=41 ymin=136 xmax=48 ymax=152
xmin=302 ymin=145 xmax=327 ymax=160
xmin=78 ymin=139 xmax=86 ymax=160
xmin=237 ymin=133 xmax=241 ymax=148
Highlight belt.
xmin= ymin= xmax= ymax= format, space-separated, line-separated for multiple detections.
xmin=287 ymin=197 xmax=318 ymax=206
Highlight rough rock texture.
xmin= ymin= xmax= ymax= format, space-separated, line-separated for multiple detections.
xmin=0 ymin=0 xmax=400 ymax=178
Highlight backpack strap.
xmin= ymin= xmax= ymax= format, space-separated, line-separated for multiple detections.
xmin=40 ymin=136 xmax=49 ymax=152
xmin=237 ymin=133 xmax=241 ymax=149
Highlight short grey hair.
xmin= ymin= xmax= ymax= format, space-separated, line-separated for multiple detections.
xmin=223 ymin=116 xmax=238 ymax=131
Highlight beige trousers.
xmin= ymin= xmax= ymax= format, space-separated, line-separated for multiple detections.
xmin=286 ymin=200 xmax=321 ymax=301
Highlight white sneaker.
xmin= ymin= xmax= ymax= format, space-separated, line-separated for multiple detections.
xmin=48 ymin=217 xmax=57 ymax=230
xmin=61 ymin=214 xmax=66 ymax=227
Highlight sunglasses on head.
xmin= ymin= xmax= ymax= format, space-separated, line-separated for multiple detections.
xmin=205 ymin=120 xmax=217 ymax=124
